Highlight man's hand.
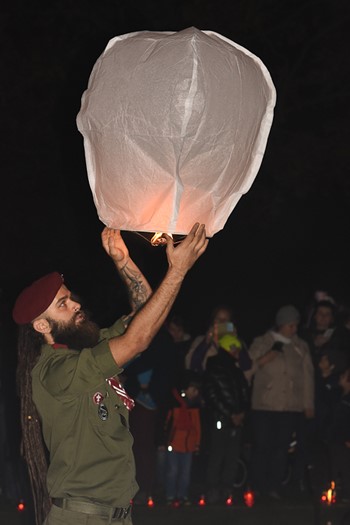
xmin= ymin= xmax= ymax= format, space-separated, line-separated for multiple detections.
xmin=101 ymin=227 xmax=129 ymax=268
xmin=164 ymin=223 xmax=208 ymax=276
xmin=271 ymin=341 xmax=284 ymax=352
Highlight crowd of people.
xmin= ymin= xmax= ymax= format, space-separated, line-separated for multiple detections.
xmin=123 ymin=296 xmax=350 ymax=508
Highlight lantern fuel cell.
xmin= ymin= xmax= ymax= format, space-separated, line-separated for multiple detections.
xmin=77 ymin=27 xmax=276 ymax=238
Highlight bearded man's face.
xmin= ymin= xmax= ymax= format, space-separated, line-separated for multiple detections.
xmin=48 ymin=310 xmax=100 ymax=350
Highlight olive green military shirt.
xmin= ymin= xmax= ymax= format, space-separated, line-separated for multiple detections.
xmin=31 ymin=319 xmax=138 ymax=508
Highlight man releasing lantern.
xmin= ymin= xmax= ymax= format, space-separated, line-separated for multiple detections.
xmin=77 ymin=27 xmax=276 ymax=240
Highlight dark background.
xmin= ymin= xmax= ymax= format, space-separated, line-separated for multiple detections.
xmin=1 ymin=0 xmax=350 ymax=345
xmin=0 ymin=2 xmax=349 ymax=514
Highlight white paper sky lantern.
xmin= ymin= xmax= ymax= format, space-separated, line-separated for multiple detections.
xmin=77 ymin=27 xmax=276 ymax=242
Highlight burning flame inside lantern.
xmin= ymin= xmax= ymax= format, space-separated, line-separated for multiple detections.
xmin=135 ymin=231 xmax=186 ymax=246
xmin=151 ymin=232 xmax=169 ymax=246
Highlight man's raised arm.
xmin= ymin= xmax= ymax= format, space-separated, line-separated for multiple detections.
xmin=108 ymin=223 xmax=208 ymax=367
xmin=101 ymin=228 xmax=152 ymax=319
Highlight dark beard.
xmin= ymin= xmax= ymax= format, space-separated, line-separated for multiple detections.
xmin=48 ymin=312 xmax=100 ymax=350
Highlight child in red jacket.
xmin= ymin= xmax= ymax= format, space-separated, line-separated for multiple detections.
xmin=164 ymin=373 xmax=202 ymax=505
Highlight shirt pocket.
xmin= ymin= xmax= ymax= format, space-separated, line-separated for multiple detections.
xmin=88 ymin=388 xmax=129 ymax=438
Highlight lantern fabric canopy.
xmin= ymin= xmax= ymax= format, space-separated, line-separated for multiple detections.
xmin=77 ymin=27 xmax=276 ymax=238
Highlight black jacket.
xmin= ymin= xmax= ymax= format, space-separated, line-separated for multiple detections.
xmin=203 ymin=348 xmax=250 ymax=428
xmin=327 ymin=392 xmax=350 ymax=445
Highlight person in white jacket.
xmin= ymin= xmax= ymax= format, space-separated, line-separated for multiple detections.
xmin=248 ymin=305 xmax=314 ymax=499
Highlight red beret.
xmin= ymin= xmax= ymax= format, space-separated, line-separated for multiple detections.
xmin=12 ymin=272 xmax=64 ymax=325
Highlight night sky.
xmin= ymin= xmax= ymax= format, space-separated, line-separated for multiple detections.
xmin=1 ymin=0 xmax=350 ymax=344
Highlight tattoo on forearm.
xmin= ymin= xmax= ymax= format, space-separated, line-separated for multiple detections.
xmin=120 ymin=264 xmax=148 ymax=310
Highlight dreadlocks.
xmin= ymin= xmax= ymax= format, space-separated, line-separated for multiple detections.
xmin=16 ymin=324 xmax=51 ymax=525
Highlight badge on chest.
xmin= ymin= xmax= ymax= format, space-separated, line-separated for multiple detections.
xmin=93 ymin=391 xmax=109 ymax=421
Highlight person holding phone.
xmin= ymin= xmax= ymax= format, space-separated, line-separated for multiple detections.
xmin=185 ymin=305 xmax=235 ymax=373
xmin=248 ymin=305 xmax=314 ymax=500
